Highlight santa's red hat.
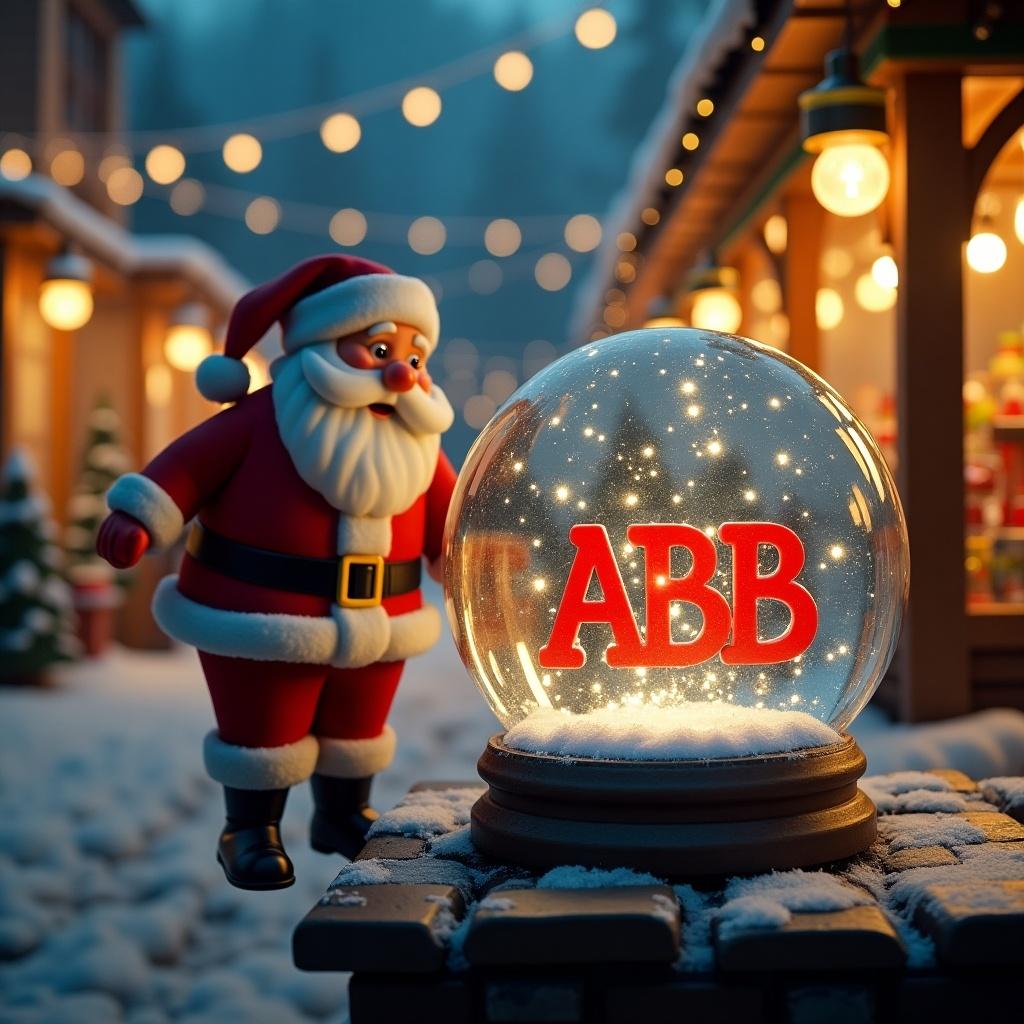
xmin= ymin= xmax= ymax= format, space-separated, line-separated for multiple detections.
xmin=197 ymin=254 xmax=440 ymax=403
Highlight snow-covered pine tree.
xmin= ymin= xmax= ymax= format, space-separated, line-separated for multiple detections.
xmin=0 ymin=450 xmax=80 ymax=683
xmin=65 ymin=396 xmax=131 ymax=585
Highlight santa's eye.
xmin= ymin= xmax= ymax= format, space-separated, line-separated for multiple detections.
xmin=409 ymin=354 xmax=421 ymax=369
xmin=371 ymin=343 xmax=389 ymax=359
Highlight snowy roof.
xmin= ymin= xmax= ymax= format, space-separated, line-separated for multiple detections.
xmin=0 ymin=174 xmax=248 ymax=314
xmin=569 ymin=0 xmax=756 ymax=337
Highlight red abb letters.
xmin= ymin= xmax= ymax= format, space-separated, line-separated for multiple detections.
xmin=537 ymin=521 xmax=818 ymax=670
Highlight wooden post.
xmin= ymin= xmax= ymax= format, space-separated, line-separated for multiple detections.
xmin=783 ymin=193 xmax=824 ymax=372
xmin=891 ymin=73 xmax=971 ymax=721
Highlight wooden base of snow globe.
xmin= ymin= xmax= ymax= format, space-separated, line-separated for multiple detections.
xmin=471 ymin=733 xmax=875 ymax=877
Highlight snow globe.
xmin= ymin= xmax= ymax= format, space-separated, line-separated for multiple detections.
xmin=444 ymin=328 xmax=909 ymax=874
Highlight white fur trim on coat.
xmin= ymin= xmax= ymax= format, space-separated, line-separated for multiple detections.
xmin=282 ymin=274 xmax=439 ymax=353
xmin=107 ymin=473 xmax=184 ymax=550
xmin=337 ymin=516 xmax=391 ymax=556
xmin=153 ymin=576 xmax=337 ymax=663
xmin=331 ymin=605 xmax=390 ymax=668
xmin=315 ymin=726 xmax=396 ymax=778
xmin=204 ymin=731 xmax=319 ymax=790
xmin=382 ymin=603 xmax=440 ymax=662
xmin=152 ymin=577 xmax=440 ymax=666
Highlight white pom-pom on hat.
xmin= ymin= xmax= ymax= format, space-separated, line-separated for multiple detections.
xmin=196 ymin=354 xmax=251 ymax=403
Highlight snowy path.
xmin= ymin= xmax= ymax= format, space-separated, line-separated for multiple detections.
xmin=0 ymin=589 xmax=494 ymax=1024
xmin=2 ymin=580 xmax=1023 ymax=1021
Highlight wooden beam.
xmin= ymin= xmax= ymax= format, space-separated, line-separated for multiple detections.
xmin=782 ymin=193 xmax=824 ymax=372
xmin=891 ymin=72 xmax=971 ymax=721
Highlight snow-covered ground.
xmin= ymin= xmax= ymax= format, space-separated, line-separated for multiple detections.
xmin=2 ymin=582 xmax=1023 ymax=1022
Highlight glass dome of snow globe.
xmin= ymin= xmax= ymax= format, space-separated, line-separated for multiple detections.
xmin=444 ymin=328 xmax=909 ymax=875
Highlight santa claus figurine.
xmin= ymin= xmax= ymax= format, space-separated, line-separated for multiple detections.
xmin=97 ymin=255 xmax=457 ymax=891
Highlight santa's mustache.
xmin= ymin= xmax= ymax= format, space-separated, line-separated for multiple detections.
xmin=276 ymin=343 xmax=454 ymax=437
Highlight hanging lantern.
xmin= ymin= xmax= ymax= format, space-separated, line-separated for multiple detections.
xmin=164 ymin=303 xmax=213 ymax=372
xmin=38 ymin=251 xmax=94 ymax=331
xmin=966 ymin=217 xmax=1008 ymax=274
xmin=445 ymin=327 xmax=908 ymax=875
xmin=686 ymin=258 xmax=742 ymax=333
xmin=800 ymin=50 xmax=890 ymax=218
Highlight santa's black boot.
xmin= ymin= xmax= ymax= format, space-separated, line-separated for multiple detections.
xmin=216 ymin=787 xmax=295 ymax=891
xmin=309 ymin=775 xmax=379 ymax=858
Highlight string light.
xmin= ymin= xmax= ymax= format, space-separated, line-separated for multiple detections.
xmin=319 ymin=113 xmax=361 ymax=153
xmin=484 ymin=218 xmax=522 ymax=256
xmin=145 ymin=144 xmax=186 ymax=185
xmin=665 ymin=168 xmax=683 ymax=187
xmin=564 ymin=214 xmax=602 ymax=252
xmin=223 ymin=133 xmax=262 ymax=173
xmin=616 ymin=232 xmax=637 ymax=252
xmin=966 ymin=229 xmax=1007 ymax=273
xmin=106 ymin=166 xmax=144 ymax=205
xmin=763 ymin=214 xmax=787 ymax=254
xmin=681 ymin=132 xmax=700 ymax=151
xmin=169 ymin=179 xmax=205 ymax=216
xmin=0 ymin=148 xmax=33 ymax=180
xmin=535 ymin=253 xmax=572 ymax=291
xmin=50 ymin=149 xmax=84 ymax=186
xmin=750 ymin=36 xmax=766 ymax=52
xmin=871 ymin=254 xmax=898 ymax=289
xmin=245 ymin=196 xmax=280 ymax=234
xmin=696 ymin=98 xmax=714 ymax=117
xmin=408 ymin=216 xmax=447 ymax=254
xmin=402 ymin=87 xmax=442 ymax=127
xmin=468 ymin=259 xmax=503 ymax=294
xmin=98 ymin=151 xmax=129 ymax=182
xmin=815 ymin=288 xmax=844 ymax=330
xmin=329 ymin=208 xmax=367 ymax=246
xmin=811 ymin=145 xmax=890 ymax=217
xmin=574 ymin=8 xmax=617 ymax=49
xmin=854 ymin=273 xmax=896 ymax=312
xmin=493 ymin=51 xmax=534 ymax=91
xmin=640 ymin=207 xmax=660 ymax=226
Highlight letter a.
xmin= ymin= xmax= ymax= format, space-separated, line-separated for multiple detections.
xmin=539 ymin=524 xmax=643 ymax=669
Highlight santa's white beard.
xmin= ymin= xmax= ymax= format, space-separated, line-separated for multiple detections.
xmin=272 ymin=346 xmax=452 ymax=518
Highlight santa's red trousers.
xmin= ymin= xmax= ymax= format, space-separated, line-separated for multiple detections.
xmin=200 ymin=652 xmax=404 ymax=747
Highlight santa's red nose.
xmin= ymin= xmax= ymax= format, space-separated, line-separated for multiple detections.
xmin=383 ymin=361 xmax=417 ymax=393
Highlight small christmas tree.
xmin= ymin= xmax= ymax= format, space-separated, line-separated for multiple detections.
xmin=0 ymin=450 xmax=80 ymax=683
xmin=65 ymin=396 xmax=131 ymax=585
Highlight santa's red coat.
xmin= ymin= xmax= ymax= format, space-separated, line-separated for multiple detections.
xmin=109 ymin=385 xmax=456 ymax=675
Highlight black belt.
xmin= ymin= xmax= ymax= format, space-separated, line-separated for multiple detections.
xmin=186 ymin=522 xmax=421 ymax=608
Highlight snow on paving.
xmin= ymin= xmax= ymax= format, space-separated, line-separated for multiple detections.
xmin=2 ymin=591 xmax=1023 ymax=1019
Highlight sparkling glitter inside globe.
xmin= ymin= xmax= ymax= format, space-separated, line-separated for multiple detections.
xmin=444 ymin=328 xmax=908 ymax=748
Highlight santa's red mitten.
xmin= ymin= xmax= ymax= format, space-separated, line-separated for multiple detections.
xmin=97 ymin=511 xmax=151 ymax=568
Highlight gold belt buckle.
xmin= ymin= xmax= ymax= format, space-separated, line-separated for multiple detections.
xmin=338 ymin=554 xmax=385 ymax=608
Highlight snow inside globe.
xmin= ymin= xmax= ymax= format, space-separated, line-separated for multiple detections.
xmin=444 ymin=328 xmax=909 ymax=765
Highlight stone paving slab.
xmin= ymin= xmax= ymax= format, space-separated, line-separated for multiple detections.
xmin=913 ymin=879 xmax=1024 ymax=967
xmin=465 ymin=885 xmax=680 ymax=966
xmin=292 ymin=882 xmax=463 ymax=973
xmin=715 ymin=906 xmax=906 ymax=972
xmin=293 ymin=772 xmax=1024 ymax=1022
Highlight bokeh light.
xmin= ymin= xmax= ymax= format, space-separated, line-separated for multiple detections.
xmin=320 ymin=112 xmax=361 ymax=153
xmin=575 ymin=8 xmax=617 ymax=49
xmin=402 ymin=87 xmax=442 ymax=127
xmin=484 ymin=218 xmax=522 ymax=256
xmin=169 ymin=179 xmax=205 ymax=216
xmin=0 ymin=148 xmax=32 ymax=181
xmin=564 ymin=214 xmax=602 ymax=252
xmin=408 ymin=215 xmax=446 ymax=254
xmin=330 ymin=208 xmax=368 ymax=246
xmin=815 ymin=288 xmax=844 ymax=330
xmin=535 ymin=253 xmax=572 ymax=291
xmin=966 ymin=230 xmax=1007 ymax=274
xmin=222 ymin=133 xmax=262 ymax=173
xmin=50 ymin=149 xmax=85 ymax=186
xmin=145 ymin=144 xmax=186 ymax=184
xmin=245 ymin=196 xmax=280 ymax=234
xmin=493 ymin=51 xmax=533 ymax=91
xmin=106 ymin=166 xmax=144 ymax=205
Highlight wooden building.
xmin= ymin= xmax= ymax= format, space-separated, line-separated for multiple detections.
xmin=574 ymin=0 xmax=1024 ymax=720
xmin=0 ymin=0 xmax=254 ymax=646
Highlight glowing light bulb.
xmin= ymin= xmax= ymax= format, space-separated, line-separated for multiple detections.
xmin=854 ymin=273 xmax=896 ymax=312
xmin=815 ymin=288 xmax=844 ymax=330
xmin=164 ymin=305 xmax=213 ymax=372
xmin=810 ymin=144 xmax=890 ymax=217
xmin=39 ymin=278 xmax=94 ymax=331
xmin=966 ymin=231 xmax=1007 ymax=274
xmin=575 ymin=8 xmax=617 ymax=49
xmin=690 ymin=289 xmax=742 ymax=333
xmin=871 ymin=254 xmax=898 ymax=289
xmin=222 ymin=133 xmax=262 ymax=173
xmin=493 ymin=51 xmax=533 ymax=91
xmin=402 ymin=87 xmax=442 ymax=127
xmin=145 ymin=144 xmax=186 ymax=184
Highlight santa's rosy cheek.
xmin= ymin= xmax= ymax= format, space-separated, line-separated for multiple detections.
xmin=336 ymin=340 xmax=377 ymax=369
